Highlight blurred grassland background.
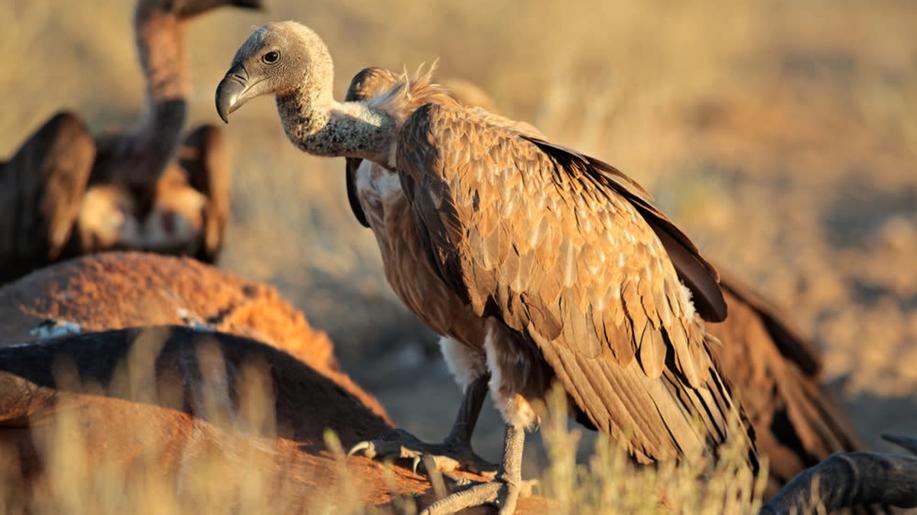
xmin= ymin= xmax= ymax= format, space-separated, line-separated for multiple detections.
xmin=1 ymin=0 xmax=916 ymax=464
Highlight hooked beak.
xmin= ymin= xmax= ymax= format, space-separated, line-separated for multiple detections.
xmin=215 ymin=64 xmax=250 ymax=123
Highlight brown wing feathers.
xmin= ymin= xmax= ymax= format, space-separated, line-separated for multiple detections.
xmin=347 ymin=70 xmax=868 ymax=483
xmin=396 ymin=101 xmax=754 ymax=463
xmin=710 ymin=284 xmax=863 ymax=494
xmin=344 ymin=67 xmax=546 ymax=230
xmin=524 ymin=136 xmax=727 ymax=323
xmin=717 ymin=270 xmax=821 ymax=374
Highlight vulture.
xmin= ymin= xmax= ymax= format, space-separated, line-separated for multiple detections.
xmin=710 ymin=274 xmax=866 ymax=496
xmin=0 ymin=0 xmax=259 ymax=284
xmin=366 ymin=70 xmax=865 ymax=498
xmin=217 ymin=22 xmax=757 ymax=514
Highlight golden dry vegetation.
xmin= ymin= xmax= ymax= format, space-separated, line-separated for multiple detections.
xmin=0 ymin=335 xmax=764 ymax=514
xmin=1 ymin=0 xmax=916 ymax=512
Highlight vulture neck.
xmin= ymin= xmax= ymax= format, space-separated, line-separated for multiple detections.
xmin=124 ymin=2 xmax=189 ymax=187
xmin=277 ymin=74 xmax=396 ymax=165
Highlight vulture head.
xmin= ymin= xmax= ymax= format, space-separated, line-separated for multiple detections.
xmin=216 ymin=22 xmax=332 ymax=122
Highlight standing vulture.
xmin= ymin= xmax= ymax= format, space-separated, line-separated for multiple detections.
xmin=217 ymin=22 xmax=757 ymax=514
xmin=710 ymin=275 xmax=866 ymax=497
xmin=348 ymin=68 xmax=866 ymax=498
xmin=0 ymin=0 xmax=259 ymax=284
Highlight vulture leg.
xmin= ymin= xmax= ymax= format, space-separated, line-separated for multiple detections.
xmin=443 ymin=370 xmax=489 ymax=451
xmin=421 ymin=423 xmax=530 ymax=515
xmin=348 ymin=374 xmax=496 ymax=475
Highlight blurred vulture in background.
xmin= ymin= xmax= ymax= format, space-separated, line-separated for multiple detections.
xmin=0 ymin=0 xmax=261 ymax=284
xmin=708 ymin=274 xmax=864 ymax=497
xmin=347 ymin=67 xmax=865 ymax=498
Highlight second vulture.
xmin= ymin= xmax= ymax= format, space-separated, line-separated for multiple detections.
xmin=0 ymin=0 xmax=260 ymax=284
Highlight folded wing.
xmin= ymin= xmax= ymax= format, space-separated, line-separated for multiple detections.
xmin=396 ymin=101 xmax=751 ymax=462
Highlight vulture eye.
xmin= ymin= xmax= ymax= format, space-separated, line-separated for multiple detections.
xmin=262 ymin=51 xmax=281 ymax=64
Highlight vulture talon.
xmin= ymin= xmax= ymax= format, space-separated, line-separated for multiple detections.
xmin=346 ymin=427 xmax=496 ymax=478
xmin=421 ymin=424 xmax=527 ymax=515
xmin=441 ymin=471 xmax=472 ymax=487
xmin=346 ymin=440 xmax=374 ymax=458
xmin=421 ymin=481 xmax=504 ymax=515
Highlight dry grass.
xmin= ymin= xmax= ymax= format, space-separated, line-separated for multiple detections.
xmin=0 ymin=332 xmax=764 ymax=514
xmin=536 ymin=387 xmax=766 ymax=515
xmin=0 ymin=336 xmax=307 ymax=515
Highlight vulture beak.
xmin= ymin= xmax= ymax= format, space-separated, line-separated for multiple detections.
xmin=215 ymin=64 xmax=249 ymax=123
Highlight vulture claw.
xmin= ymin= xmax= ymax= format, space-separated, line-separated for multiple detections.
xmin=347 ymin=440 xmax=374 ymax=458
xmin=421 ymin=423 xmax=528 ymax=515
xmin=420 ymin=475 xmax=536 ymax=514
xmin=421 ymin=481 xmax=503 ymax=515
xmin=345 ymin=428 xmax=496 ymax=479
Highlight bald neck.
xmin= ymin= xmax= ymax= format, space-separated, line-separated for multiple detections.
xmin=270 ymin=29 xmax=395 ymax=163
xmin=277 ymin=90 xmax=395 ymax=163
xmin=118 ymin=0 xmax=189 ymax=187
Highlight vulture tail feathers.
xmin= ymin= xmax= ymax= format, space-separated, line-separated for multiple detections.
xmin=709 ymin=287 xmax=873 ymax=505
xmin=717 ymin=271 xmax=821 ymax=374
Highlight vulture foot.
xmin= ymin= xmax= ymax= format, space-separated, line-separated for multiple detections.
xmin=348 ymin=427 xmax=496 ymax=477
xmin=420 ymin=477 xmax=537 ymax=515
xmin=421 ymin=423 xmax=530 ymax=515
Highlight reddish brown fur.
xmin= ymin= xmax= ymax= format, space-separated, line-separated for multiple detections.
xmin=0 ymin=327 xmax=426 ymax=511
xmin=0 ymin=252 xmax=389 ymax=422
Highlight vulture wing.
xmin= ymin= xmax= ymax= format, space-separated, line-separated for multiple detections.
xmin=396 ymin=102 xmax=751 ymax=463
xmin=521 ymin=137 xmax=726 ymax=322
xmin=716 ymin=270 xmax=820 ymax=374
xmin=343 ymin=67 xmax=545 ymax=229
xmin=343 ymin=68 xmax=401 ymax=228
xmin=709 ymin=272 xmax=869 ymax=495
xmin=178 ymin=124 xmax=230 ymax=263
xmin=0 ymin=112 xmax=94 ymax=282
